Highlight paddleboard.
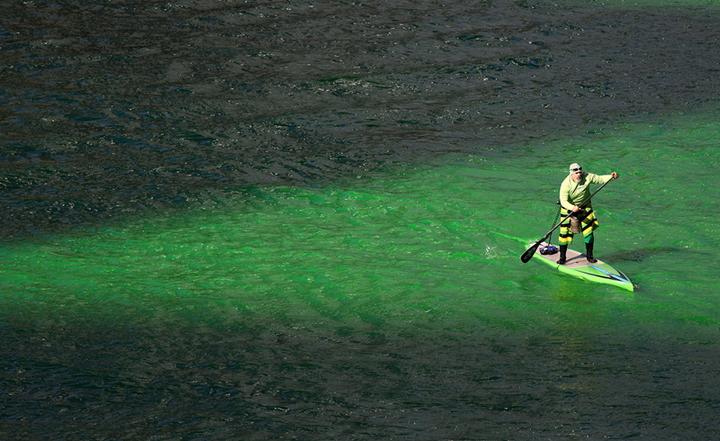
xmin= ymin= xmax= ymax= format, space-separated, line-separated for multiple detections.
xmin=531 ymin=242 xmax=635 ymax=292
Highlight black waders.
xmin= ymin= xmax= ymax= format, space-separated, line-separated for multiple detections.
xmin=558 ymin=245 xmax=567 ymax=264
xmin=585 ymin=242 xmax=597 ymax=263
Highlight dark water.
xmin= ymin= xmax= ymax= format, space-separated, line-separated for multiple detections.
xmin=2 ymin=0 xmax=720 ymax=238
xmin=3 ymin=1 xmax=720 ymax=440
xmin=5 ymin=323 xmax=720 ymax=440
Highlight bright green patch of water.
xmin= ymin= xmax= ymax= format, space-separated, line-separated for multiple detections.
xmin=1 ymin=110 xmax=719 ymax=344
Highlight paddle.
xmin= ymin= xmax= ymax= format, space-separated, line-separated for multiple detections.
xmin=520 ymin=178 xmax=614 ymax=263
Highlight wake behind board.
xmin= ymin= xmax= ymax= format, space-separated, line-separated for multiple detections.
xmin=532 ymin=242 xmax=634 ymax=292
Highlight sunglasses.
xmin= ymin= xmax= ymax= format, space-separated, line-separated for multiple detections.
xmin=571 ymin=168 xmax=582 ymax=172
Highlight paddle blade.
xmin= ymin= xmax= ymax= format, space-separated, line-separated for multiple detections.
xmin=520 ymin=241 xmax=540 ymax=263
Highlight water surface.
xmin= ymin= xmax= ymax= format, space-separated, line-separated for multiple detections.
xmin=2 ymin=1 xmax=720 ymax=440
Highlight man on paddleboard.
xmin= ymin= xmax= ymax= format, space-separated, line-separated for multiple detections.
xmin=558 ymin=163 xmax=618 ymax=264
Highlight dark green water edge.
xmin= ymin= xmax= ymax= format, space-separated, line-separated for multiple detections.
xmin=556 ymin=0 xmax=720 ymax=7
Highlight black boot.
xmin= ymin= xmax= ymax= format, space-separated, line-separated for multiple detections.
xmin=585 ymin=242 xmax=597 ymax=263
xmin=558 ymin=245 xmax=567 ymax=264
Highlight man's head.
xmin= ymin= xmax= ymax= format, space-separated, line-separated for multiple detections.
xmin=569 ymin=163 xmax=583 ymax=181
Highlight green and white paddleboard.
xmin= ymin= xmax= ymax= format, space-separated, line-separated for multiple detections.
xmin=531 ymin=242 xmax=635 ymax=292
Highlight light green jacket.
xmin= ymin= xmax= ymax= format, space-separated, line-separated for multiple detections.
xmin=559 ymin=172 xmax=613 ymax=210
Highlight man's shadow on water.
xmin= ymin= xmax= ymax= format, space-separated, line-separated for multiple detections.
xmin=602 ymin=246 xmax=700 ymax=263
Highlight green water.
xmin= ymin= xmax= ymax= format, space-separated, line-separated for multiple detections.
xmin=3 ymin=109 xmax=720 ymax=439
xmin=2 ymin=110 xmax=719 ymax=341
xmin=4 ymin=0 xmax=720 ymax=437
